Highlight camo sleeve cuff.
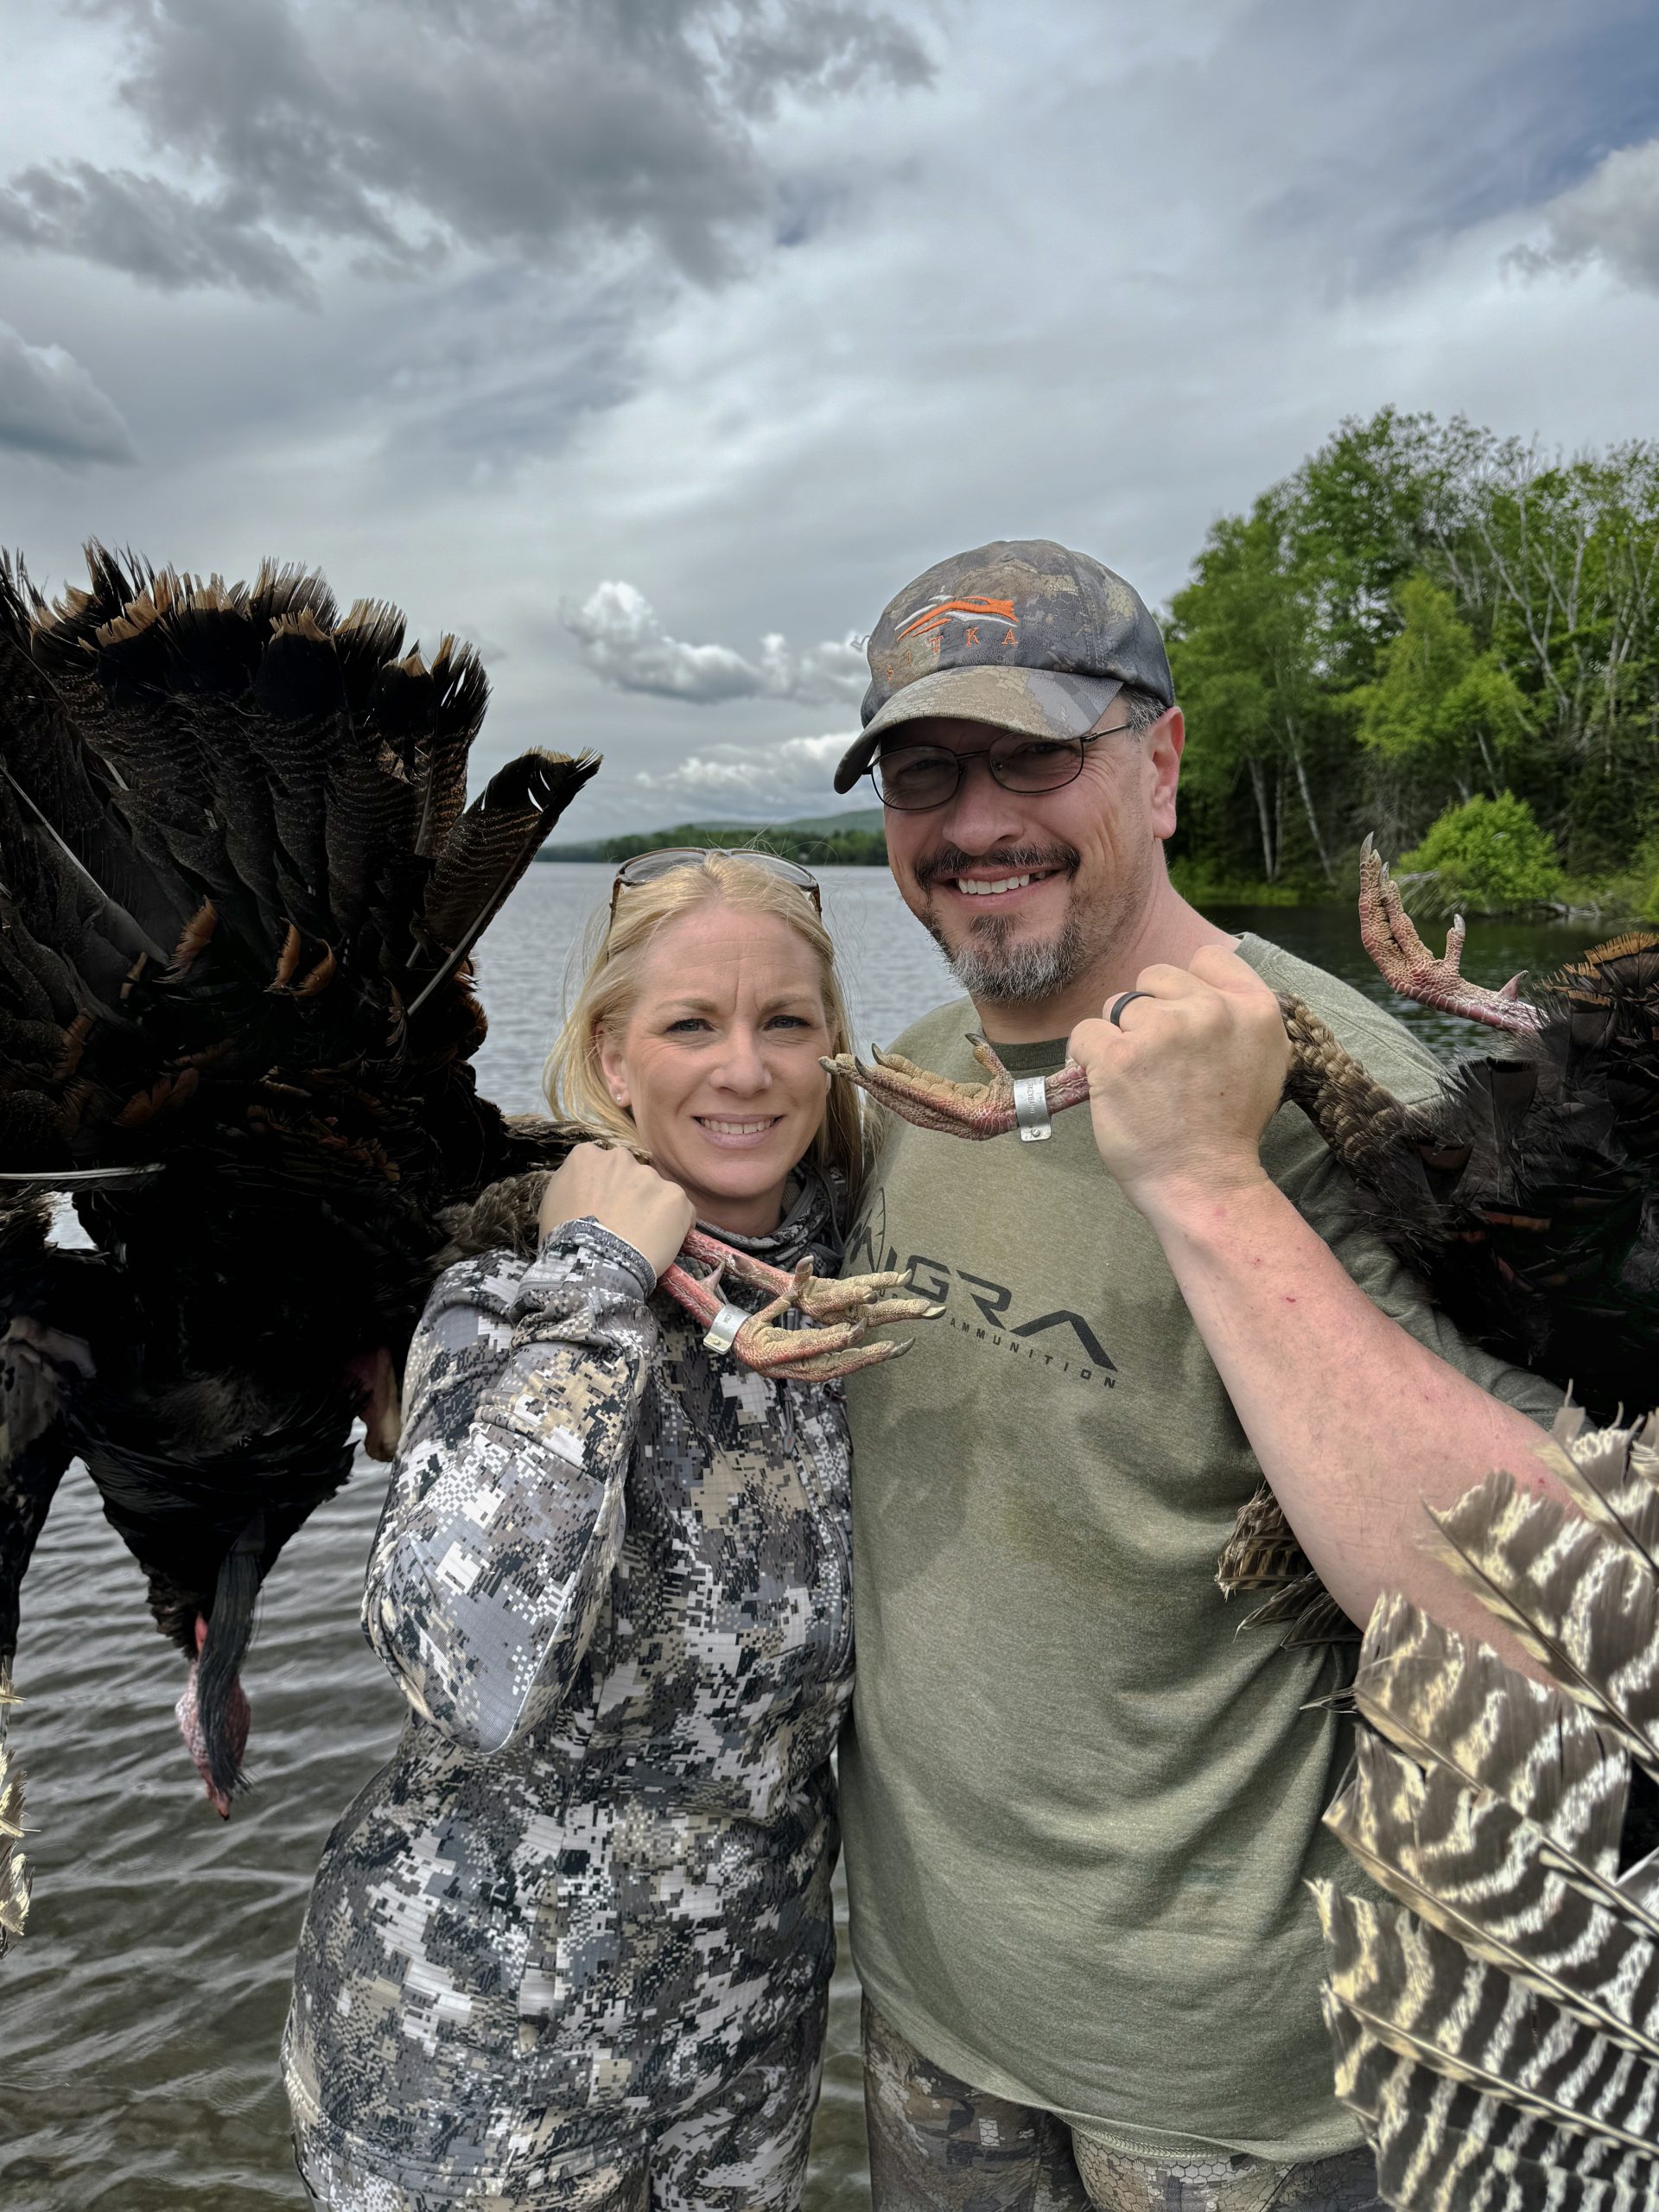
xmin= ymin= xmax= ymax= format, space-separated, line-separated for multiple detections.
xmin=522 ymin=1215 xmax=658 ymax=1302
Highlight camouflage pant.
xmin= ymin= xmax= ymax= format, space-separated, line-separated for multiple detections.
xmin=862 ymin=1999 xmax=1383 ymax=2212
xmin=296 ymin=1999 xmax=823 ymax=2212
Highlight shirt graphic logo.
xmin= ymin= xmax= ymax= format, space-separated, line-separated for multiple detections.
xmin=847 ymin=1205 xmax=1117 ymax=1389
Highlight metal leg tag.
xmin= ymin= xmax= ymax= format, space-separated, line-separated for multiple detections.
xmin=702 ymin=1301 xmax=748 ymax=1354
xmin=1012 ymin=1075 xmax=1052 ymax=1143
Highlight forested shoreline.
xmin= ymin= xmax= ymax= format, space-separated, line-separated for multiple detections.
xmin=549 ymin=409 xmax=1659 ymax=920
xmin=1166 ymin=407 xmax=1659 ymax=918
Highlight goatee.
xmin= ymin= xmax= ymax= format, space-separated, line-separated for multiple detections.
xmin=914 ymin=842 xmax=1090 ymax=1004
xmin=931 ymin=912 xmax=1090 ymax=1003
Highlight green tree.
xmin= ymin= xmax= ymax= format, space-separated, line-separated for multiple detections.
xmin=1433 ymin=436 xmax=1659 ymax=868
xmin=1167 ymin=493 xmax=1338 ymax=885
xmin=1166 ymin=405 xmax=1659 ymax=900
xmin=1351 ymin=576 xmax=1529 ymax=796
xmin=1293 ymin=407 xmax=1464 ymax=684
xmin=1397 ymin=791 xmax=1564 ymax=911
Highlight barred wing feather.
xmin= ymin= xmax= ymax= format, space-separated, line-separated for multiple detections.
xmin=1319 ymin=1411 xmax=1659 ymax=2207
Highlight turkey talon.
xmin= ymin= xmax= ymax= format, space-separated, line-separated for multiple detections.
xmin=753 ymin=1332 xmax=913 ymax=1382
xmin=678 ymin=1230 xmax=925 ymax=1324
xmin=717 ymin=1281 xmax=907 ymax=1382
xmin=822 ymin=1044 xmax=1090 ymax=1140
xmin=659 ymin=1240 xmax=934 ymax=1382
xmin=1357 ymin=835 xmax=1540 ymax=1033
xmin=677 ymin=1230 xmax=938 ymax=1332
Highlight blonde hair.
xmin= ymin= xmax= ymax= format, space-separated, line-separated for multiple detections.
xmin=543 ymin=855 xmax=868 ymax=1213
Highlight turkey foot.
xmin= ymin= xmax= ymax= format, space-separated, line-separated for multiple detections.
xmin=821 ymin=1035 xmax=1091 ymax=1140
xmin=1358 ymin=834 xmax=1540 ymax=1033
xmin=661 ymin=1250 xmax=921 ymax=1382
xmin=677 ymin=1229 xmax=942 ymax=1330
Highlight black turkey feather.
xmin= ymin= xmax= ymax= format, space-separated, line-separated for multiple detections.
xmin=0 ymin=550 xmax=606 ymax=1847
xmin=0 ymin=546 xmax=933 ymax=1948
xmin=1205 ymin=873 xmax=1659 ymax=2201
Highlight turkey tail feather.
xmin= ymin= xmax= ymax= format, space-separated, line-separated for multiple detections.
xmin=0 ymin=763 xmax=169 ymax=968
xmin=1319 ymin=1889 xmax=1659 ymax=2210
xmin=1426 ymin=1415 xmax=1659 ymax=1783
xmin=411 ymin=749 xmax=601 ymax=1012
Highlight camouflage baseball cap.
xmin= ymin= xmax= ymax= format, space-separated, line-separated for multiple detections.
xmin=833 ymin=537 xmax=1174 ymax=794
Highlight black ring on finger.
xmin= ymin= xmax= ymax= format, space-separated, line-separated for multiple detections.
xmin=1108 ymin=990 xmax=1152 ymax=1027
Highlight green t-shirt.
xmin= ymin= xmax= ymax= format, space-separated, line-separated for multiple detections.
xmin=836 ymin=933 xmax=1563 ymax=2163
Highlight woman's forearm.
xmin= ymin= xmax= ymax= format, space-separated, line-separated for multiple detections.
xmin=365 ymin=1227 xmax=655 ymax=1751
xmin=1141 ymin=1170 xmax=1567 ymax=1667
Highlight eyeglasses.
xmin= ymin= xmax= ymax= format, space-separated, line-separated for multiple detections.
xmin=607 ymin=847 xmax=823 ymax=918
xmin=868 ymin=723 xmax=1130 ymax=812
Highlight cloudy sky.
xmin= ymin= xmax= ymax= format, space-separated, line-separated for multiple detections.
xmin=3 ymin=0 xmax=1659 ymax=836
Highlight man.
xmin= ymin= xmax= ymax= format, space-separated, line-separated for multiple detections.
xmin=830 ymin=539 xmax=1564 ymax=2211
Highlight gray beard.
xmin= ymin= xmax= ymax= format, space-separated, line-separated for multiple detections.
xmin=931 ymin=912 xmax=1089 ymax=1004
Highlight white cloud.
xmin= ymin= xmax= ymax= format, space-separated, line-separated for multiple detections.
xmin=636 ymin=730 xmax=865 ymax=816
xmin=0 ymin=320 xmax=136 ymax=464
xmin=1508 ymin=136 xmax=1659 ymax=292
xmin=563 ymin=581 xmax=866 ymax=704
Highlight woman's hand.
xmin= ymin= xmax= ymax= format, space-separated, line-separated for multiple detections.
xmin=537 ymin=1142 xmax=696 ymax=1281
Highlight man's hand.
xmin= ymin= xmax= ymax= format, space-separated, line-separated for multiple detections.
xmin=1067 ymin=945 xmax=1291 ymax=1219
xmin=1071 ymin=947 xmax=1569 ymax=1666
xmin=538 ymin=1143 xmax=696 ymax=1281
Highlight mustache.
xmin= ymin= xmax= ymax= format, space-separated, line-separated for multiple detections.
xmin=912 ymin=843 xmax=1079 ymax=892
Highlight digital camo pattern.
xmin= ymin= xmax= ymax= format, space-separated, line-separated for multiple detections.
xmin=296 ymin=1998 xmax=823 ymax=2212
xmin=862 ymin=1999 xmax=1385 ymax=2212
xmin=283 ymin=1189 xmax=854 ymax=2208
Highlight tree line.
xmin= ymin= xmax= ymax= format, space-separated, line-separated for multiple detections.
xmin=1166 ymin=407 xmax=1659 ymax=916
xmin=542 ymin=820 xmax=889 ymax=867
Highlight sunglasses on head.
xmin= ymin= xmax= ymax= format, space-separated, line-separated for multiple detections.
xmin=607 ymin=848 xmax=823 ymax=918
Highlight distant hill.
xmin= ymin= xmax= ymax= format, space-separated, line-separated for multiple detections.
xmin=537 ymin=807 xmax=887 ymax=864
xmin=766 ymin=807 xmax=885 ymax=836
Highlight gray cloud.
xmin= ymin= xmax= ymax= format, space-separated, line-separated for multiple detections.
xmin=0 ymin=321 xmax=136 ymax=464
xmin=638 ymin=730 xmax=862 ymax=815
xmin=1508 ymin=136 xmax=1659 ymax=290
xmin=368 ymin=267 xmax=657 ymax=465
xmin=0 ymin=161 xmax=314 ymax=301
xmin=564 ymin=582 xmax=866 ymax=704
xmin=3 ymin=0 xmax=931 ymax=298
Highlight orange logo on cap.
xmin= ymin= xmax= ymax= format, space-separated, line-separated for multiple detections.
xmin=894 ymin=595 xmax=1018 ymax=644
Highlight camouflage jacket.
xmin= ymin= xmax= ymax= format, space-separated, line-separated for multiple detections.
xmin=283 ymin=1183 xmax=853 ymax=2196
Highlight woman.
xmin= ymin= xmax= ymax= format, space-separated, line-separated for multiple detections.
xmin=283 ymin=851 xmax=867 ymax=2212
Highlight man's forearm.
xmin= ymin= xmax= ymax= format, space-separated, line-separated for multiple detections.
xmin=1141 ymin=1169 xmax=1566 ymax=1663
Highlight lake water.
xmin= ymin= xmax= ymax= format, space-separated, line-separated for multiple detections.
xmin=0 ymin=866 xmax=1624 ymax=2210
